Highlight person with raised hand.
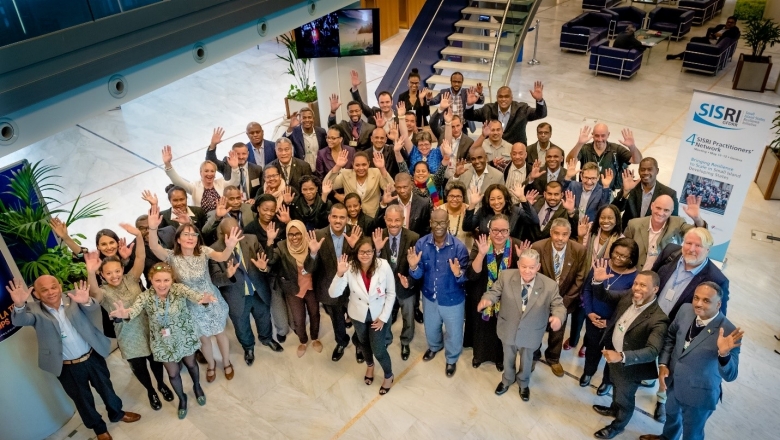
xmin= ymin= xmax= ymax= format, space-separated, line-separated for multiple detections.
xmin=398 ymin=68 xmax=430 ymax=128
xmin=163 ymin=144 xmax=240 ymax=213
xmin=288 ymin=175 xmax=332 ymax=231
xmin=464 ymin=82 xmax=547 ymax=146
xmin=206 ymin=127 xmax=265 ymax=199
xmin=463 ymin=183 xmax=540 ymax=243
xmin=145 ymin=204 xmax=236 ymax=383
xmin=284 ymin=107 xmax=327 ymax=168
xmin=9 ymin=276 xmax=141 ymax=439
xmin=325 ymin=150 xmax=394 ymax=217
xmin=566 ymin=124 xmax=642 ymax=191
xmin=398 ymin=101 xmax=450 ymax=174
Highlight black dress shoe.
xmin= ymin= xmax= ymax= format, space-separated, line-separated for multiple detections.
xmin=195 ymin=350 xmax=207 ymax=364
xmin=158 ymin=384 xmax=174 ymax=402
xmin=401 ymin=344 xmax=410 ymax=360
xmin=345 ymin=320 xmax=353 ymax=329
xmin=579 ymin=374 xmax=592 ymax=387
xmin=148 ymin=393 xmax=162 ymax=410
xmin=592 ymin=404 xmax=617 ymax=417
xmin=244 ymin=349 xmax=255 ymax=366
xmin=276 ymin=334 xmax=287 ymax=344
xmin=495 ymin=382 xmax=510 ymax=395
xmin=332 ymin=344 xmax=346 ymax=362
xmin=423 ymin=349 xmax=439 ymax=361
xmin=446 ymin=363 xmax=456 ymax=377
xmin=496 ymin=363 xmax=504 ymax=372
xmin=263 ymin=340 xmax=284 ymax=352
xmin=356 ymin=348 xmax=365 ymax=364
xmin=594 ymin=426 xmax=623 ymax=439
xmin=654 ymin=402 xmax=666 ymax=423
xmin=414 ymin=309 xmax=424 ymax=324
xmin=472 ymin=359 xmax=481 ymax=369
xmin=520 ymin=387 xmax=530 ymax=401
xmin=597 ymin=382 xmax=613 ymax=396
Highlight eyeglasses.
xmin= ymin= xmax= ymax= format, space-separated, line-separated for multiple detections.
xmin=288 ymin=232 xmax=303 ymax=238
xmin=358 ymin=250 xmax=374 ymax=256
xmin=181 ymin=232 xmax=199 ymax=238
xmin=326 ymin=136 xmax=341 ymax=141
xmin=612 ymin=253 xmax=631 ymax=261
xmin=447 ymin=195 xmax=463 ymax=200
xmin=490 ymin=228 xmax=510 ymax=235
xmin=265 ymin=173 xmax=280 ymax=179
xmin=582 ymin=176 xmax=599 ymax=182
xmin=431 ymin=221 xmax=448 ymax=226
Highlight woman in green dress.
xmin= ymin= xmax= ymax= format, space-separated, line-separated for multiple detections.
xmin=110 ymin=263 xmax=216 ymax=420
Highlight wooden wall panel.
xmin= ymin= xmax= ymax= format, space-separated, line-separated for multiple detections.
xmin=361 ymin=0 xmax=399 ymax=41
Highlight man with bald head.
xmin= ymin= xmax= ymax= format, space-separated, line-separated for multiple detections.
xmin=463 ymin=82 xmax=547 ymax=145
xmin=245 ymin=121 xmax=278 ymax=167
xmin=566 ymin=123 xmax=642 ymax=191
xmin=9 ymin=276 xmax=141 ymax=440
xmin=623 ymin=194 xmax=707 ymax=270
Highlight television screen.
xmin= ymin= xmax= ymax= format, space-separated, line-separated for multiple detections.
xmin=294 ymin=8 xmax=380 ymax=59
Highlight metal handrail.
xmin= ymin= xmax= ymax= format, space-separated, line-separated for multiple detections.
xmin=502 ymin=0 xmax=546 ymax=87
xmin=486 ymin=0 xmax=513 ymax=93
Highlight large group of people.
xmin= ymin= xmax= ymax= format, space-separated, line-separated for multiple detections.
xmin=9 ymin=70 xmax=742 ymax=440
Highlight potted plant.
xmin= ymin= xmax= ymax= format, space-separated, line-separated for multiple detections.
xmin=733 ymin=18 xmax=780 ymax=92
xmin=0 ymin=160 xmax=107 ymax=288
xmin=754 ymin=107 xmax=780 ymax=200
xmin=277 ymin=32 xmax=320 ymax=127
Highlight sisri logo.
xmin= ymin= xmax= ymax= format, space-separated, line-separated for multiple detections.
xmin=693 ymin=103 xmax=743 ymax=130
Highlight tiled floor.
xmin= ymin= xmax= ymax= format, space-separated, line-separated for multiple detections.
xmin=3 ymin=1 xmax=780 ymax=439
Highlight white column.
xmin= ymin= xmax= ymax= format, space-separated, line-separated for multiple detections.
xmin=312 ymin=57 xmax=369 ymax=127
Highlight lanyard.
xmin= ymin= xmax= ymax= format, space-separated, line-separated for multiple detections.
xmin=155 ymin=295 xmax=170 ymax=328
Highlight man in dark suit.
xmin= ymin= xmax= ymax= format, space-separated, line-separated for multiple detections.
xmin=368 ymin=127 xmax=401 ymax=177
xmin=244 ymin=122 xmax=278 ymax=167
xmin=206 ymin=138 xmax=264 ymax=199
xmin=463 ymin=82 xmax=547 ymax=146
xmin=327 ymin=96 xmax=376 ymax=151
xmin=390 ymin=172 xmax=432 ymax=237
xmin=372 ymin=205 xmax=420 ymax=360
xmin=9 ymin=277 xmax=141 ymax=440
xmin=529 ymin=145 xmax=568 ymax=194
xmin=268 ymin=137 xmax=313 ymax=192
xmin=532 ymin=181 xmax=578 ymax=241
xmin=209 ymin=217 xmax=282 ymax=367
xmin=203 ymin=185 xmax=256 ymax=236
xmin=640 ymin=283 xmax=741 ymax=440
xmin=667 ymin=16 xmax=740 ymax=60
xmin=590 ymin=267 xmax=670 ymax=439
xmin=428 ymin=72 xmax=485 ymax=134
xmin=565 ymin=162 xmax=613 ymax=222
xmin=284 ymin=107 xmax=327 ymax=166
xmin=431 ymin=114 xmax=474 ymax=179
xmin=613 ymin=157 xmax=678 ymax=229
xmin=305 ymin=204 xmax=363 ymax=362
xmin=526 ymin=122 xmax=559 ymax=167
xmin=531 ymin=219 xmax=588 ymax=377
xmin=348 ymin=70 xmax=397 ymax=129
xmin=613 ymin=24 xmax=646 ymax=52
xmin=479 ymin=248 xmax=566 ymax=401
xmin=158 ymin=186 xmax=212 ymax=235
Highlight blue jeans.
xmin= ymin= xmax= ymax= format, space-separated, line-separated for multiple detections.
xmin=422 ymin=297 xmax=464 ymax=364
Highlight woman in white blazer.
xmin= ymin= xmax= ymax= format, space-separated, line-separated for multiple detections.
xmin=162 ymin=145 xmax=240 ymax=212
xmin=329 ymin=237 xmax=396 ymax=395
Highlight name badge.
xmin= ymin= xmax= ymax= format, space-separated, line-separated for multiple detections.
xmin=349 ymin=140 xmax=358 ymax=147
xmin=618 ymin=323 xmax=626 ymax=333
xmin=377 ymin=287 xmax=385 ymax=297
xmin=161 ymin=328 xmax=171 ymax=337
xmin=251 ymin=178 xmax=260 ymax=187
xmin=61 ymin=333 xmax=67 ymax=340
xmin=683 ymin=340 xmax=690 ymax=350
xmin=390 ymin=256 xmax=397 ymax=265
xmin=664 ymin=288 xmax=675 ymax=301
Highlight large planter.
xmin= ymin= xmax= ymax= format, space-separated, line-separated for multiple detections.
xmin=754 ymin=146 xmax=780 ymax=200
xmin=285 ymin=98 xmax=321 ymax=128
xmin=732 ymin=54 xmax=772 ymax=92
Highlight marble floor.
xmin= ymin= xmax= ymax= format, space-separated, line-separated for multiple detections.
xmin=2 ymin=0 xmax=780 ymax=439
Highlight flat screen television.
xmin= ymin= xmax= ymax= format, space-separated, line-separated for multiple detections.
xmin=294 ymin=8 xmax=380 ymax=59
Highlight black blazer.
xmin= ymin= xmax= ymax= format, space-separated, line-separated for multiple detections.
xmin=530 ymin=166 xmax=568 ymax=194
xmin=347 ymin=208 xmax=384 ymax=237
xmin=208 ymin=235 xmax=272 ymax=314
xmin=206 ymin=148 xmax=264 ymax=199
xmin=398 ymin=90 xmax=430 ymax=127
xmin=284 ymin=126 xmax=327 ymax=161
xmin=304 ymin=227 xmax=354 ymax=305
xmin=612 ymin=181 xmax=679 ymax=230
xmin=463 ymin=201 xmax=539 ymax=242
xmin=376 ymin=228 xmax=420 ymax=299
xmin=244 ymin=219 xmax=287 ymax=250
xmin=526 ymin=141 xmax=560 ymax=168
xmin=613 ymin=32 xmax=646 ymax=51
xmin=463 ymin=100 xmax=547 ymax=146
xmin=708 ymin=24 xmax=740 ymax=43
xmin=531 ymin=199 xmax=579 ymax=241
xmin=160 ymin=206 xmax=209 ymax=232
xmin=289 ymin=195 xmax=331 ymax=231
xmin=594 ymin=284 xmax=670 ymax=381
xmin=651 ymin=244 xmax=730 ymax=320
xmin=369 ymin=144 xmax=402 ymax=177
xmin=269 ymin=158 xmax=313 ymax=192
xmin=267 ymin=240 xmax=311 ymax=297
xmin=326 ymin=117 xmax=376 ymax=151
xmin=386 ymin=194 xmax=432 ymax=237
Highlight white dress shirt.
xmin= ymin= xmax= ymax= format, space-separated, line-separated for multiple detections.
xmin=43 ymin=299 xmax=93 ymax=360
xmin=612 ymin=298 xmax=656 ymax=354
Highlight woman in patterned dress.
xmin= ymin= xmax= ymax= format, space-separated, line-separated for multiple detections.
xmin=85 ymin=223 xmax=173 ymax=410
xmin=146 ymin=205 xmax=241 ymax=383
xmin=110 ymin=263 xmax=216 ymax=419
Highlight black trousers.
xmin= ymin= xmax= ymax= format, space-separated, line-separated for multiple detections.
xmin=607 ymin=363 xmax=641 ymax=431
xmin=583 ymin=320 xmax=611 ymax=384
xmin=323 ymin=304 xmax=359 ymax=348
xmin=57 ymin=353 xmax=124 ymax=435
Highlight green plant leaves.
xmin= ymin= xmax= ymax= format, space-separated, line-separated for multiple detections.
xmin=276 ymin=32 xmax=317 ymax=102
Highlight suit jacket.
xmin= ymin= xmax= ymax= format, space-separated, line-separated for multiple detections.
xmin=532 ymin=198 xmax=579 ymax=241
xmin=594 ymin=284 xmax=670 ymax=381
xmin=531 ymin=239 xmax=588 ymax=312
xmin=284 ymin=126 xmax=327 ymax=160
xmin=483 ymin=272 xmax=566 ymax=348
xmin=247 ymin=139 xmax=278 ymax=166
xmin=327 ymin=168 xmax=394 ymax=217
xmin=328 ymin=258 xmax=396 ymax=323
xmin=623 ymin=216 xmax=705 ymax=270
xmin=708 ymin=24 xmax=740 ymax=43
xmin=160 ymin=205 xmax=211 ymax=233
xmin=453 ymin=166 xmax=505 ymax=197
xmin=269 ymin=157 xmax=313 ymax=192
xmin=206 ymin=148 xmax=264 ymax=198
xmin=376 ymin=228 xmax=420 ymax=300
xmin=326 ymin=117 xmax=376 ymax=151
xmin=653 ymin=244 xmax=729 ymax=320
xmin=387 ymin=194 xmax=433 ymax=237
xmin=11 ymin=295 xmax=109 ymax=376
xmin=208 ymin=235 xmax=271 ymax=316
xmin=204 ymin=204 xmax=256 ymax=236
xmin=526 ymin=141 xmax=560 ymax=167
xmin=530 ymin=166 xmax=568 ymax=194
xmin=429 ymin=86 xmax=484 ymax=132
xmin=612 ymin=181 xmax=679 ymax=230
xmin=369 ymin=144 xmax=402 ymax=177
xmin=567 ymin=180 xmax=612 ymax=222
xmin=463 ymin=100 xmax=547 ymax=146
xmin=613 ymin=32 xmax=646 ymax=51
xmin=659 ymin=304 xmax=739 ymax=410
xmin=304 ymin=227 xmax=354 ymax=305
xmin=268 ymin=240 xmax=306 ymax=296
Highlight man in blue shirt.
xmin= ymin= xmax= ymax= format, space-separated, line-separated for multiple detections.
xmin=408 ymin=209 xmax=469 ymax=377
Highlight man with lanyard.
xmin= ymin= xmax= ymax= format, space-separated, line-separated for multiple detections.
xmin=566 ymin=123 xmax=642 ymax=192
xmin=327 ymin=95 xmax=376 ymax=151
xmin=427 ymin=72 xmax=485 ymax=134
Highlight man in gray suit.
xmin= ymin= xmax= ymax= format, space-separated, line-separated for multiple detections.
xmin=478 ymin=248 xmax=566 ymax=401
xmin=452 ymin=146 xmax=505 ymax=204
xmin=8 ymin=277 xmax=141 ymax=440
xmin=640 ymin=282 xmax=741 ymax=440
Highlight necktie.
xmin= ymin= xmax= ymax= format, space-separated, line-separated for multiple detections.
xmin=233 ymin=246 xmax=251 ymax=296
xmin=695 ymin=318 xmax=705 ymax=327
xmin=521 ymin=284 xmax=529 ymax=311
xmin=352 ymin=123 xmax=359 ymax=140
xmin=284 ymin=165 xmax=291 ymax=184
xmin=554 ymin=253 xmax=562 ymax=283
xmin=239 ymin=167 xmax=247 ymax=197
xmin=391 ymin=236 xmax=398 ymax=259
xmin=541 ymin=207 xmax=553 ymax=227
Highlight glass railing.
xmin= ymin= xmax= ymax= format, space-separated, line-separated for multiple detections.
xmin=0 ymin=0 xmax=163 ymax=48
xmin=487 ymin=0 xmax=542 ymax=94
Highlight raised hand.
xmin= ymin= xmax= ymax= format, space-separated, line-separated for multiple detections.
xmin=525 ymin=189 xmax=540 ymax=205
xmin=477 ymin=298 xmax=493 ymax=312
xmin=592 ymin=259 xmax=614 ymax=283
xmin=172 ymin=209 xmax=191 ymax=225
xmin=117 ymin=237 xmax=135 ymax=260
xmin=510 ymin=183 xmax=528 ymax=203
xmin=467 ymin=185 xmax=483 ymax=209
xmin=335 ymin=149 xmax=350 ymax=168
xmin=440 ymin=139 xmax=452 ymax=159
xmin=514 ymin=240 xmax=532 ymax=255
xmin=162 ymin=145 xmax=173 ymax=167
xmin=396 ymin=101 xmax=406 ymax=117
xmin=565 ymin=158 xmax=578 ymax=180
xmin=398 ymin=274 xmax=410 ymax=289
xmin=475 ymin=234 xmax=489 ymax=256
xmin=439 ymin=92 xmax=451 ymax=111
xmin=454 ymin=158 xmax=468 ymax=178
xmin=386 ymin=121 xmax=398 ymax=141
xmin=210 ymin=127 xmax=225 ymax=148
xmin=475 ymin=82 xmax=484 ymax=95
xmin=529 ymin=81 xmax=544 ymax=101
xmin=374 ymin=111 xmax=386 ymax=129
xmin=578 ymin=215 xmax=591 ymax=238
xmin=283 ymin=186 xmax=294 ymax=205
xmin=84 ymin=251 xmax=102 ymax=273
xmin=528 ymin=159 xmax=544 ymax=180
xmin=141 ymin=190 xmax=159 ymax=207
xmin=6 ymin=279 xmax=32 ymax=307
xmin=308 ymin=230 xmax=324 ymax=254
xmin=329 ymin=93 xmax=341 ymax=113
xmin=68 ymin=280 xmax=91 ymax=304
xmin=601 ymin=168 xmax=614 ymax=189
xmin=266 ymin=222 xmax=279 ymax=244
xmin=199 ymin=293 xmax=217 ymax=304
xmin=448 ymin=258 xmax=462 ymax=277
xmin=481 ymin=121 xmax=491 ymax=139
xmin=381 ymin=184 xmax=396 ymax=205
xmin=578 ymin=126 xmax=593 ymax=145
xmin=49 ymin=217 xmax=69 ymax=239
xmin=466 ymin=87 xmax=479 ymax=106
xmin=225 ymin=258 xmax=239 ymax=278
xmin=562 ymin=190 xmax=576 ymax=214
xmin=442 ymin=107 xmax=453 ymax=124
xmin=322 ymin=178 xmax=333 ymax=196
xmin=548 ymin=315 xmax=561 ymax=331
xmin=224 ymin=226 xmax=244 ymax=249
xmin=717 ymin=327 xmax=744 ymax=357
xmin=250 ymin=251 xmax=268 ymax=271
xmin=216 ymin=197 xmax=229 ymax=218
xmin=226 ymin=149 xmax=239 ymax=169
xmin=373 ymin=151 xmax=386 ymax=170
xmin=345 ymin=225 xmax=362 ymax=248
xmin=419 ymin=87 xmax=430 ymax=102
xmin=619 ymin=128 xmax=636 ymax=148
xmin=683 ymin=195 xmax=702 ymax=220
xmin=372 ymin=228 xmax=388 ymax=251
xmin=148 ymin=205 xmax=162 ymax=229
xmin=407 ymin=247 xmax=422 ymax=268
xmin=350 ymin=69 xmax=362 ymax=89
xmin=336 ymin=254 xmax=350 ymax=277
xmin=109 ymin=301 xmax=130 ymax=319
xmin=277 ymin=205 xmax=291 ymax=224
xmin=622 ymin=169 xmax=637 ymax=193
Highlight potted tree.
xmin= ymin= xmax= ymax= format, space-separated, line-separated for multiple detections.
xmin=733 ymin=18 xmax=780 ymax=92
xmin=277 ymin=32 xmax=320 ymax=127
xmin=754 ymin=107 xmax=780 ymax=200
